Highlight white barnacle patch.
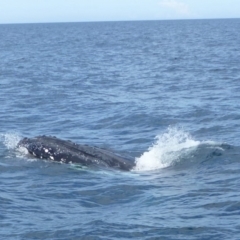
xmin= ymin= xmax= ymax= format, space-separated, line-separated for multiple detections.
xmin=94 ymin=159 xmax=100 ymax=164
xmin=44 ymin=148 xmax=49 ymax=153
xmin=33 ymin=152 xmax=36 ymax=156
xmin=50 ymin=156 xmax=54 ymax=160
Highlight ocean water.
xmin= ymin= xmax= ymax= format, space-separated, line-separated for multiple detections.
xmin=1 ymin=19 xmax=240 ymax=239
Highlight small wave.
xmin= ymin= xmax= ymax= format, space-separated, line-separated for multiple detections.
xmin=134 ymin=127 xmax=211 ymax=171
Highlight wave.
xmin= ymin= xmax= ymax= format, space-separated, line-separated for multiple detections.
xmin=133 ymin=127 xmax=230 ymax=172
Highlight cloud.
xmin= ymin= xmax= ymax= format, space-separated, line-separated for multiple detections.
xmin=159 ymin=0 xmax=190 ymax=15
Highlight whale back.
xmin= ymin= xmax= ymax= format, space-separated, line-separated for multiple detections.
xmin=18 ymin=136 xmax=134 ymax=171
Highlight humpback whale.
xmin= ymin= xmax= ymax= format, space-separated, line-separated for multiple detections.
xmin=18 ymin=136 xmax=135 ymax=171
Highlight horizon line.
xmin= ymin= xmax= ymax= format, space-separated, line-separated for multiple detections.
xmin=0 ymin=17 xmax=239 ymax=25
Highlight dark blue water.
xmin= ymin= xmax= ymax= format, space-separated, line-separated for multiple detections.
xmin=1 ymin=19 xmax=240 ymax=239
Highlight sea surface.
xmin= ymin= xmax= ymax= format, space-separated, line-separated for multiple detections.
xmin=1 ymin=19 xmax=240 ymax=239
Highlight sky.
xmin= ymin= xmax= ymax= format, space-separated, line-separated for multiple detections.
xmin=0 ymin=0 xmax=239 ymax=24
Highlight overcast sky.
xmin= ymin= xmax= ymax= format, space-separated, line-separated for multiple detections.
xmin=0 ymin=0 xmax=239 ymax=24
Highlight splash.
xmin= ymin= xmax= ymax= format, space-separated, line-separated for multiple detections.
xmin=0 ymin=132 xmax=28 ymax=156
xmin=134 ymin=127 xmax=200 ymax=171
xmin=0 ymin=133 xmax=21 ymax=149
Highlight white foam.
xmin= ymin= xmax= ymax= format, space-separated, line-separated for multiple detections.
xmin=1 ymin=132 xmax=21 ymax=150
xmin=0 ymin=132 xmax=29 ymax=157
xmin=133 ymin=127 xmax=200 ymax=171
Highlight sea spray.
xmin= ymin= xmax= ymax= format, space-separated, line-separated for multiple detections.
xmin=1 ymin=133 xmax=21 ymax=149
xmin=134 ymin=127 xmax=200 ymax=171
xmin=0 ymin=133 xmax=28 ymax=157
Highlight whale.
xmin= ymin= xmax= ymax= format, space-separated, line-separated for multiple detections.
xmin=18 ymin=136 xmax=135 ymax=171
